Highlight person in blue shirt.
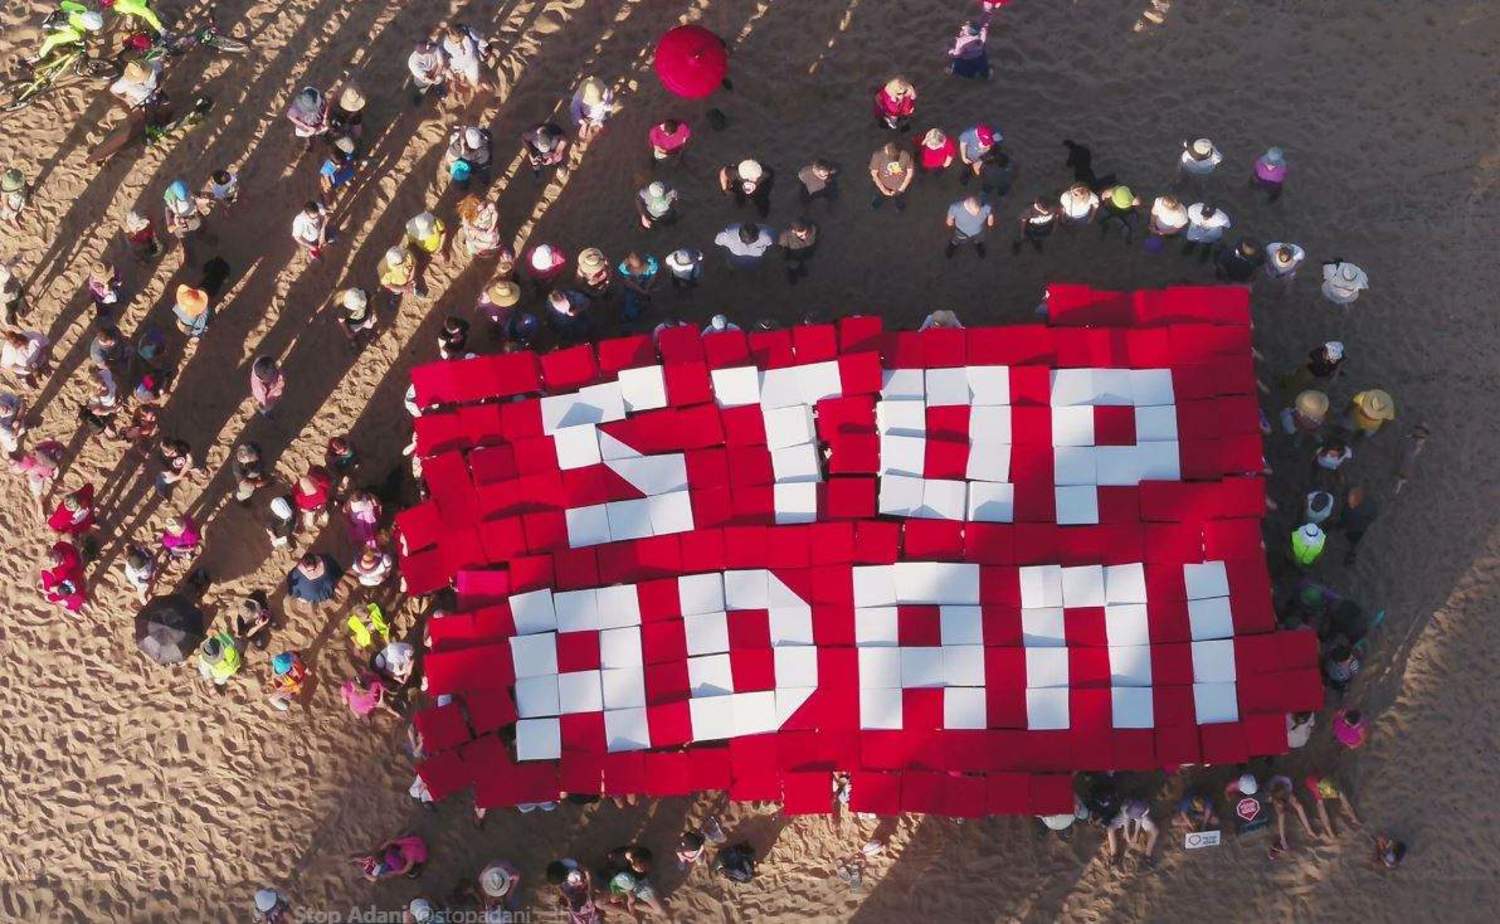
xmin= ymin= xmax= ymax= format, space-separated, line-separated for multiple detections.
xmin=318 ymin=137 xmax=358 ymax=206
xmin=616 ymin=252 xmax=658 ymax=322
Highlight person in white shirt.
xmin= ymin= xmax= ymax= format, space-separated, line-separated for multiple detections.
xmin=1057 ymin=183 xmax=1099 ymax=227
xmin=109 ymin=58 xmax=161 ymax=109
xmin=1 ymin=330 xmax=50 ymax=387
xmin=1148 ymin=195 xmax=1189 ymax=239
xmin=1321 ymin=260 xmax=1369 ymax=305
xmin=290 ymin=202 xmax=333 ymax=259
xmin=1182 ymin=202 xmax=1231 ymax=257
xmin=407 ymin=39 xmax=448 ymax=105
xmin=1177 ymin=137 xmax=1222 ymax=181
xmin=1263 ymin=242 xmax=1306 ymax=293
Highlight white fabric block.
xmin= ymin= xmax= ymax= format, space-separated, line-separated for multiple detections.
xmin=678 ymin=573 xmax=724 ymax=615
xmin=965 ymin=365 xmax=1011 ymax=405
xmin=1055 ymin=485 xmax=1100 ymax=525
xmin=1104 ymin=563 xmax=1148 ymax=604
xmin=1135 ymin=405 xmax=1178 ymax=441
xmin=541 ymin=386 xmax=619 ymax=432
xmin=577 ymin=381 xmax=626 ymax=421
xmin=725 ymin=569 xmax=770 ymax=609
xmin=1184 ymin=561 xmax=1230 ymax=600
xmin=853 ymin=566 xmax=897 ymax=607
xmin=756 ymin=367 xmax=804 ymax=409
xmin=1111 ymin=687 xmax=1155 ymax=729
xmin=515 ymin=717 xmax=562 ymax=760
xmin=510 ymin=632 xmax=558 ymax=678
xmin=554 ymin=589 xmax=602 ymax=633
xmin=1026 ymin=688 xmax=1070 ymax=730
xmin=603 ymin=707 xmax=652 ymax=751
xmin=894 ymin=562 xmax=980 ymax=604
xmin=901 ymin=647 xmax=946 ymax=688
xmin=878 ymin=473 xmax=925 ymax=516
xmin=1093 ymin=369 xmax=1134 ymax=405
xmin=1135 ymin=441 xmax=1182 ymax=481
xmin=595 ymin=585 xmax=642 ymax=629
xmin=557 ymin=670 xmax=604 ymax=714
xmin=967 ymin=481 xmax=1016 ymax=522
xmin=854 ymin=607 xmax=899 ymax=645
xmin=880 ymin=368 xmax=925 ymax=400
xmin=925 ymin=368 xmax=971 ymax=407
xmin=859 ymin=687 xmax=904 ymax=729
xmin=763 ymin=404 xmax=816 ymax=449
xmin=796 ymin=361 xmax=843 ymax=405
xmin=1104 ymin=604 xmax=1151 ymax=647
xmin=601 ymin=666 xmax=647 ymax=709
xmin=647 ymin=490 xmax=695 ymax=534
xmin=776 ymin=687 xmax=816 ymax=727
xmin=553 ymin=424 xmax=601 ymax=470
xmin=969 ymin=405 xmax=1012 ymax=444
xmin=876 ymin=399 xmax=927 ymax=436
xmin=687 ymin=654 xmax=735 ymax=696
xmin=943 ymin=645 xmax=986 ymax=686
xmin=916 ymin=479 xmax=968 ymax=520
xmin=509 ymin=590 xmax=558 ymax=636
xmin=769 ymin=572 xmax=809 ymax=608
xmin=1193 ymin=682 xmax=1239 ymax=724
xmin=879 ymin=434 xmax=927 ymax=476
xmin=1050 ymin=369 xmax=1096 ymax=406
xmin=618 ymin=365 xmax=668 ymax=412
xmin=966 ymin=442 xmax=1012 ymax=483
xmin=773 ymin=482 xmax=819 ymax=524
xmin=605 ymin=499 xmax=654 ymax=541
xmin=1019 ymin=565 xmax=1064 ymax=608
xmin=768 ymin=606 xmax=815 ymax=646
xmin=1025 ymin=647 xmax=1070 ymax=687
xmin=773 ymin=646 xmax=819 ymax=687
xmin=1108 ymin=645 xmax=1153 ymax=686
xmin=599 ymin=626 xmax=643 ymax=669
xmin=858 ymin=647 xmax=903 ymax=688
xmin=1054 ymin=446 xmax=1097 ymax=485
xmin=1061 ymin=565 xmax=1107 ymax=607
xmin=1021 ymin=608 xmax=1066 ymax=648
xmin=711 ymin=365 xmax=761 ymax=407
xmin=940 ymin=606 xmax=984 ymax=646
xmin=771 ymin=443 xmax=822 ymax=483
xmin=1192 ymin=639 xmax=1238 ymax=682
xmin=1094 ymin=446 xmax=1141 ymax=487
xmin=731 ymin=690 xmax=780 ymax=736
xmin=1052 ymin=406 xmax=1096 ymax=447
xmin=598 ymin=431 xmax=644 ymax=461
xmin=605 ymin=454 xmax=689 ymax=496
xmin=1188 ymin=596 xmax=1234 ymax=640
xmin=688 ymin=696 xmax=735 ymax=740
xmin=944 ymin=687 xmax=988 ymax=729
xmin=1130 ymin=368 xmax=1175 ymax=406
xmin=515 ymin=675 xmax=561 ymax=718
xmin=683 ymin=611 xmax=730 ymax=656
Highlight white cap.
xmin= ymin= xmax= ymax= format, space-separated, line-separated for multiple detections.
xmin=709 ymin=314 xmax=729 ymax=330
xmin=270 ymin=497 xmax=293 ymax=519
xmin=737 ymin=159 xmax=763 ymax=182
xmin=1324 ymin=341 xmax=1344 ymax=361
xmin=410 ymin=212 xmax=437 ymax=237
xmin=531 ymin=244 xmax=554 ymax=268
xmin=646 ymin=181 xmax=667 ymax=199
xmin=464 ymin=127 xmax=484 ymax=149
xmin=1190 ymin=138 xmax=1215 ymax=157
xmin=407 ymin=897 xmax=435 ymax=921
xmin=342 ymin=288 xmax=368 ymax=311
xmin=1237 ymin=773 xmax=1258 ymax=795
xmin=384 ymin=246 xmax=407 ymax=266
xmin=254 ymin=889 xmax=281 ymax=913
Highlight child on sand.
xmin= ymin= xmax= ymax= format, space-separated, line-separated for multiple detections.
xmin=11 ymin=439 xmax=62 ymax=517
xmin=250 ymin=356 xmax=285 ymax=417
xmin=266 ymin=651 xmax=307 ymax=711
xmin=86 ymin=260 xmax=123 ymax=322
xmin=123 ymin=210 xmax=161 ymax=261
xmin=122 ymin=544 xmax=156 ymax=603
xmin=351 ymin=834 xmax=427 ymax=881
xmin=1 ymin=167 xmax=30 ymax=228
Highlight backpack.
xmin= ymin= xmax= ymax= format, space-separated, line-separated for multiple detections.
xmin=715 ymin=843 xmax=756 ymax=883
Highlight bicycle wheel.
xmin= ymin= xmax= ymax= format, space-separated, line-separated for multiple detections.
xmin=1 ymin=77 xmax=44 ymax=112
xmin=78 ymin=56 xmax=121 ymax=80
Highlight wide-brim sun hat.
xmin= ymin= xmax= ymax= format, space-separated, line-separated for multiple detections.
xmin=342 ymin=288 xmax=368 ymax=311
xmin=1295 ymin=390 xmax=1329 ymax=421
xmin=339 ymin=85 xmax=366 ymax=112
xmin=578 ymin=247 xmax=606 ymax=273
xmin=1189 ymin=137 xmax=1215 ymax=158
xmin=1 ymin=168 xmax=24 ymax=192
xmin=480 ymin=863 xmax=513 ymax=897
xmin=1353 ymin=389 xmax=1396 ymax=421
xmin=487 ymin=280 xmax=520 ymax=307
xmin=175 ymin=285 xmax=209 ymax=317
xmin=407 ymin=898 xmax=434 ymax=922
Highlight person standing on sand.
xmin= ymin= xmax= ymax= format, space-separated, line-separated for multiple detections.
xmin=380 ymin=245 xmax=425 ymax=301
xmin=869 ymin=143 xmax=914 ymax=210
xmin=250 ymin=356 xmax=285 ymax=418
xmin=718 ymin=159 xmax=774 ymax=218
xmin=778 ymin=220 xmax=818 ymax=284
xmin=546 ymin=289 xmax=593 ymax=344
xmin=636 ymin=181 xmax=679 ymax=229
xmin=522 ymin=122 xmax=568 ymax=178
xmin=1147 ymin=194 xmax=1189 ymax=246
xmin=1181 ymin=202 xmax=1231 ymax=259
xmin=1336 ymin=485 xmax=1380 ymax=565
xmin=797 ymin=160 xmax=839 ymax=206
xmin=455 ymin=196 xmax=503 ymax=259
xmin=916 ymin=128 xmax=958 ymax=174
xmin=446 ymin=126 xmax=492 ymax=187
xmin=48 ymin=484 xmax=96 ymax=537
xmin=232 ymin=442 xmax=268 ymax=506
xmin=1058 ymin=183 xmax=1100 ymax=228
xmin=1346 ymin=389 xmax=1396 ymax=437
xmin=947 ymin=20 xmax=991 ymax=79
xmin=285 ymin=88 xmax=330 ymax=151
xmin=317 ymin=139 xmax=358 ymax=206
xmin=957 ymin=123 xmax=998 ymax=186
xmin=945 ymin=195 xmax=995 ymax=258
xmin=873 ymin=76 xmax=917 ymax=131
xmin=571 ymin=77 xmax=618 ymax=142
xmin=1176 ymin=137 xmax=1223 ymax=184
xmin=10 ymin=440 xmax=62 ymax=517
xmin=1 ymin=330 xmax=51 ymax=387
xmin=407 ymin=39 xmax=448 ymax=105
xmin=1012 ymin=197 xmax=1058 ymax=254
xmin=0 ymin=259 xmax=24 ymax=326
xmin=665 ymin=248 xmax=703 ymax=290
xmin=287 ymin=552 xmax=344 ymax=613
xmin=714 ymin=223 xmax=775 ymax=270
xmin=291 ymin=202 xmax=333 ymax=260
xmin=1321 ymin=259 xmax=1369 ymax=305
xmin=1096 ymin=185 xmax=1140 ymax=242
xmin=617 ymin=252 xmax=660 ymax=321
xmin=1214 ymin=238 xmax=1264 ymax=282
xmin=524 ymin=242 xmax=569 ymax=289
xmin=648 ymin=118 xmax=692 ymax=166
xmin=441 ymin=23 xmax=489 ymax=107
xmin=1252 ymin=147 xmax=1288 ymax=201
xmin=1263 ymin=241 xmax=1306 ymax=292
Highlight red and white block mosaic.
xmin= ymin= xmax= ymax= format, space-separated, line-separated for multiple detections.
xmin=396 ymin=284 xmax=1322 ymax=817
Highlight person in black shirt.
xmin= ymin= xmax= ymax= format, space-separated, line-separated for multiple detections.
xmin=1337 ymin=486 xmax=1380 ymax=565
xmin=778 ymin=219 xmax=818 ymax=284
xmin=1215 ymin=238 xmax=1265 ymax=281
xmin=437 ymin=316 xmax=470 ymax=359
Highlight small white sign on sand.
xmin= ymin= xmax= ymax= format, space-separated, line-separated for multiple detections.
xmin=1184 ymin=830 xmax=1222 ymax=850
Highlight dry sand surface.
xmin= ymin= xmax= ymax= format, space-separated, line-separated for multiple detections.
xmin=2 ymin=0 xmax=1499 ymax=919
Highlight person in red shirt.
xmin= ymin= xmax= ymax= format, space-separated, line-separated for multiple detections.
xmin=47 ymin=484 xmax=96 ymax=536
xmin=647 ymin=119 xmax=691 ymax=166
xmin=522 ymin=243 xmax=568 ymax=290
xmin=873 ymin=76 xmax=916 ymax=131
xmin=916 ymin=128 xmax=957 ymax=173
xmin=294 ymin=465 xmax=334 ymax=530
xmin=41 ymin=540 xmax=87 ymax=613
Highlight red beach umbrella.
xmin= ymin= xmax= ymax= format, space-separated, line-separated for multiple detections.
xmin=654 ymin=25 xmax=728 ymax=100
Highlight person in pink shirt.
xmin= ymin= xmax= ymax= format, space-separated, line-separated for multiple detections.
xmin=1332 ymin=708 xmax=1369 ymax=749
xmin=522 ymin=242 xmax=568 ymax=289
xmin=1252 ymin=147 xmax=1287 ymax=201
xmin=11 ymin=439 xmax=63 ymax=518
xmin=873 ymin=76 xmax=916 ymax=131
xmin=250 ymin=356 xmax=285 ymax=418
xmin=47 ymin=484 xmax=96 ymax=536
xmin=647 ymin=119 xmax=691 ymax=166
xmin=916 ymin=128 xmax=957 ymax=173
xmin=160 ymin=514 xmax=202 ymax=561
xmin=41 ymin=540 xmax=87 ymax=613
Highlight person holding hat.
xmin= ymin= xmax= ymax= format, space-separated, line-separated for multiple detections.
xmin=1177 ymin=137 xmax=1223 ymax=181
xmin=648 ymin=118 xmax=692 ymax=165
xmin=718 ymin=158 xmax=774 ymax=218
xmin=664 ymin=248 xmax=703 ymax=290
xmin=571 ymin=76 xmax=617 ymax=142
xmin=477 ymin=277 xmax=520 ymax=330
xmin=197 ymin=630 xmax=243 ymax=689
xmin=379 ymin=244 xmax=424 ymax=300
xmin=265 ymin=651 xmax=307 ymax=712
xmin=1096 ymin=185 xmax=1140 ymax=242
xmin=523 ymin=242 xmax=568 ymax=288
xmin=947 ymin=19 xmax=991 ymax=79
xmin=336 ymin=288 xmax=378 ymax=347
xmin=317 ymin=138 xmax=359 ymax=206
xmin=330 ymin=84 xmax=365 ymax=144
xmin=868 ymin=142 xmax=914 ymax=210
xmin=479 ymin=860 xmax=522 ymax=912
xmin=636 ymin=180 xmax=679 ymax=229
xmin=405 ymin=211 xmax=448 ymax=264
xmin=252 ymin=888 xmax=291 ymax=923
xmin=916 ymin=128 xmax=958 ymax=173
xmin=958 ymin=124 xmax=998 ymax=186
xmin=285 ymin=87 xmax=329 ymax=149
xmin=714 ymin=222 xmax=775 ymax=270
xmin=1214 ymin=237 xmax=1265 ymax=282
xmin=1252 ymin=146 xmax=1288 ymax=201
xmin=109 ymin=57 xmax=161 ymax=109
xmin=575 ymin=247 xmax=613 ymax=298
xmin=1263 ymin=241 xmax=1306 ymax=292
xmin=522 ymin=121 xmax=569 ymax=177
xmin=171 ymin=284 xmax=211 ymax=337
xmin=1 ymin=167 xmax=30 ymax=228
xmin=1321 ymin=259 xmax=1369 ymax=305
xmin=456 ymin=196 xmax=504 ymax=259
xmin=945 ymin=194 xmax=995 ymax=258
xmin=407 ymin=38 xmax=448 ymax=105
xmin=874 ymin=76 xmax=917 ymax=131
xmin=446 ymin=125 xmax=492 ymax=187
xmin=1347 ymin=389 xmax=1396 ymax=436
xmin=441 ymin=23 xmax=490 ymax=106
xmin=617 ymin=251 xmax=660 ymax=321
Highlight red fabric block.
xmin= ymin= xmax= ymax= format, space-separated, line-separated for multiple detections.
xmin=782 ymin=771 xmax=833 ymax=815
xmin=685 ymin=448 xmax=730 ymax=487
xmin=556 ymin=631 xmax=602 ymax=672
xmin=1007 ymin=365 xmax=1052 ymax=404
xmin=1242 ymin=712 xmax=1289 ymax=757
xmin=596 ymin=334 xmax=655 ymax=373
xmin=657 ymin=324 xmax=705 ymax=363
xmin=810 ymin=566 xmax=855 ymax=607
xmin=965 ymin=524 xmax=1014 ymax=564
xmin=646 ymin=702 xmax=693 ymax=747
xmin=1111 ymin=730 xmax=1158 ymax=770
xmin=941 ymin=774 xmax=990 ymax=818
xmin=552 ymin=548 xmax=599 ymax=590
xmin=644 ymin=661 xmax=691 ymax=703
xmin=1152 ymin=685 xmax=1197 ymax=727
xmin=1011 ymin=524 xmax=1059 ymax=565
xmin=413 ymin=702 xmax=471 ymax=752
xmin=678 ymin=528 xmax=726 ymax=572
xmin=689 ymin=747 xmax=733 ymax=791
xmin=723 ymin=526 xmax=769 ymax=567
xmin=1056 ymin=528 xmax=1103 ymax=567
xmin=897 ymin=607 xmax=942 ymax=646
xmin=939 ymin=731 xmax=997 ymax=772
xmin=980 ymin=567 xmax=1021 ymax=606
xmin=664 ymin=361 xmax=713 ymax=406
xmin=637 ymin=578 xmax=681 ymax=622
xmin=560 ymin=752 xmax=606 ymax=795
xmin=728 ymin=736 xmax=783 ymax=800
xmin=748 ymin=329 xmax=796 ymax=368
xmin=1064 ymin=608 xmax=1108 ymax=647
xmin=1172 ymin=364 xmax=1218 ymax=401
xmin=511 ymin=435 xmax=559 ymax=476
xmin=861 ymin=732 xmax=930 ymax=770
xmin=981 ymin=607 xmax=1022 ymax=647
xmin=416 ymin=751 xmax=473 ymax=801
xmin=701 ymin=330 xmax=750 ymax=369
xmin=1069 ymin=689 xmax=1112 ymax=734
xmin=838 ymin=315 xmax=884 ymax=353
xmin=853 ymin=520 xmax=901 ymax=563
xmin=634 ymin=535 xmax=684 ymax=579
xmin=1151 ymin=640 xmax=1195 ymax=685
xmin=499 ymin=398 xmax=544 ymax=440
xmin=1145 ymin=524 xmax=1205 ymax=564
xmin=540 ymin=345 xmax=599 ymax=391
xmin=726 ymin=446 xmax=774 ymax=486
xmin=640 ymin=621 xmax=688 ymax=665
xmin=690 ymin=485 xmax=733 ymax=528
xmin=923 ymin=435 xmax=969 ymax=479
xmin=970 ymin=326 xmax=1054 ymax=365
xmin=1204 ymin=518 xmax=1264 ymax=560
xmin=1234 ymin=633 xmax=1282 ymax=676
xmin=443 ymin=528 xmax=488 ymax=573
xmin=837 ymin=351 xmax=884 ymax=395
xmin=1213 ymin=355 xmax=1257 ymax=396
xmin=1145 ymin=563 xmax=1187 ymax=600
xmin=807 ymin=522 xmax=857 ymax=565
xmin=1154 ymin=725 xmax=1201 ymax=765
xmin=1199 ymin=722 xmax=1249 ymax=765
xmin=1010 ymin=406 xmax=1053 ymax=444
xmin=882 ymin=331 xmax=924 ymax=368
xmin=396 ymin=502 xmax=444 ymax=553
xmin=1277 ymin=668 xmax=1325 ymax=712
xmin=900 ymin=771 xmax=946 ymax=812
xmin=763 ymin=529 xmax=813 ymax=569
xmin=920 ymin=326 xmax=967 ymax=368
xmin=827 ymin=434 xmax=880 ymax=475
xmin=466 ymin=692 xmax=518 ymax=734
xmin=468 ymin=445 xmax=518 ymax=485
xmin=414 ymin=411 xmax=470 ymax=456
xmin=1125 ymin=327 xmax=1173 ymax=367
xmin=811 ymin=603 xmax=856 ymax=646
xmin=560 ymin=712 xmax=607 ymax=754
xmin=727 ymin=611 xmax=772 ymax=650
xmin=595 ymin=543 xmax=642 ymax=584
xmin=1219 ymin=434 xmax=1265 ymax=474
xmin=903 ymin=520 xmax=965 ymax=560
xmin=1279 ymin=629 xmax=1321 ymax=669
xmin=1096 ymin=487 xmax=1141 ymax=524
xmin=1093 ymin=406 xmax=1136 ymax=446
xmin=777 ymin=731 xmax=825 ymax=770
xmin=521 ymin=511 xmax=568 ymax=553
xmin=1180 ymin=439 xmax=1224 ymax=480
xmin=986 ymin=772 xmax=1032 ymax=814
xmin=601 ymin=753 xmax=647 ymax=795
xmin=1029 ymin=774 xmax=1077 ymax=815
xmin=1069 ymin=648 xmax=1112 ymax=688
xmin=792 ymin=323 xmax=839 ymax=362
xmin=850 ymin=771 xmax=902 ymax=814
xmin=985 ymin=692 xmax=1027 ymax=730
xmin=730 ymin=484 xmax=774 ymax=524
xmin=817 ymin=395 xmax=877 ymax=439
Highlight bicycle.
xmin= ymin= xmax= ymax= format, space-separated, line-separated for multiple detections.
xmin=1 ymin=42 xmax=119 ymax=112
xmin=149 ymin=23 xmax=250 ymax=57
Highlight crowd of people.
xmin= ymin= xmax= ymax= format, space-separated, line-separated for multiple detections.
xmin=0 ymin=1 xmax=1418 ymax=919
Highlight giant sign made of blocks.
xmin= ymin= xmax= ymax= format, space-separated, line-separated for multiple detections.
xmin=398 ymin=284 xmax=1322 ymax=817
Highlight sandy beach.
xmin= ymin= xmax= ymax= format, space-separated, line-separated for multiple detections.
xmin=2 ymin=0 xmax=1499 ymax=919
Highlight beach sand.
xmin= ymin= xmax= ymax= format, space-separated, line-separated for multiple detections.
xmin=1 ymin=0 xmax=1498 ymax=919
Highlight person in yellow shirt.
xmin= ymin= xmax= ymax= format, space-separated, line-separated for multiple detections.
xmin=378 ymin=245 xmax=425 ymax=300
xmin=197 ymin=631 xmax=242 ymax=691
xmin=404 ymin=211 xmax=447 ymax=264
xmin=1347 ymin=389 xmax=1395 ymax=436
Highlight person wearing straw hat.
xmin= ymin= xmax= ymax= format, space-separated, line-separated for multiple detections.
xmin=477 ymin=277 xmax=520 ymax=330
xmin=1347 ymin=389 xmax=1396 ymax=436
xmin=1280 ymin=389 xmax=1329 ymax=437
xmin=718 ymin=158 xmax=774 ymax=218
xmin=1290 ymin=522 xmax=1326 ymax=568
xmin=636 ymin=180 xmax=679 ymax=229
xmin=479 ymin=859 xmax=522 ymax=912
xmin=1252 ymin=146 xmax=1288 ymax=201
xmin=456 ymin=195 xmax=503 ymax=259
xmin=874 ymin=76 xmax=917 ymax=131
xmin=336 ymin=288 xmax=377 ymax=347
xmin=1146 ymin=194 xmax=1188 ymax=251
xmin=330 ymin=84 xmax=365 ymax=144
xmin=441 ymin=23 xmax=490 ymax=106
xmin=571 ymin=76 xmax=618 ymax=142
xmin=1321 ymin=259 xmax=1369 ymax=305
xmin=379 ymin=245 xmax=424 ymax=300
xmin=403 ymin=897 xmax=437 ymax=923
xmin=1096 ymin=184 xmax=1140 ymax=242
xmin=575 ymin=247 xmax=613 ymax=298
xmin=1 ymin=167 xmax=30 ymax=228
xmin=171 ymin=284 xmax=211 ymax=338
xmin=522 ymin=121 xmax=568 ymax=178
xmin=109 ymin=57 xmax=161 ymax=110
xmin=1177 ymin=137 xmax=1223 ymax=183
xmin=407 ymin=38 xmax=448 ymax=106
xmin=868 ymin=142 xmax=914 ymax=210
